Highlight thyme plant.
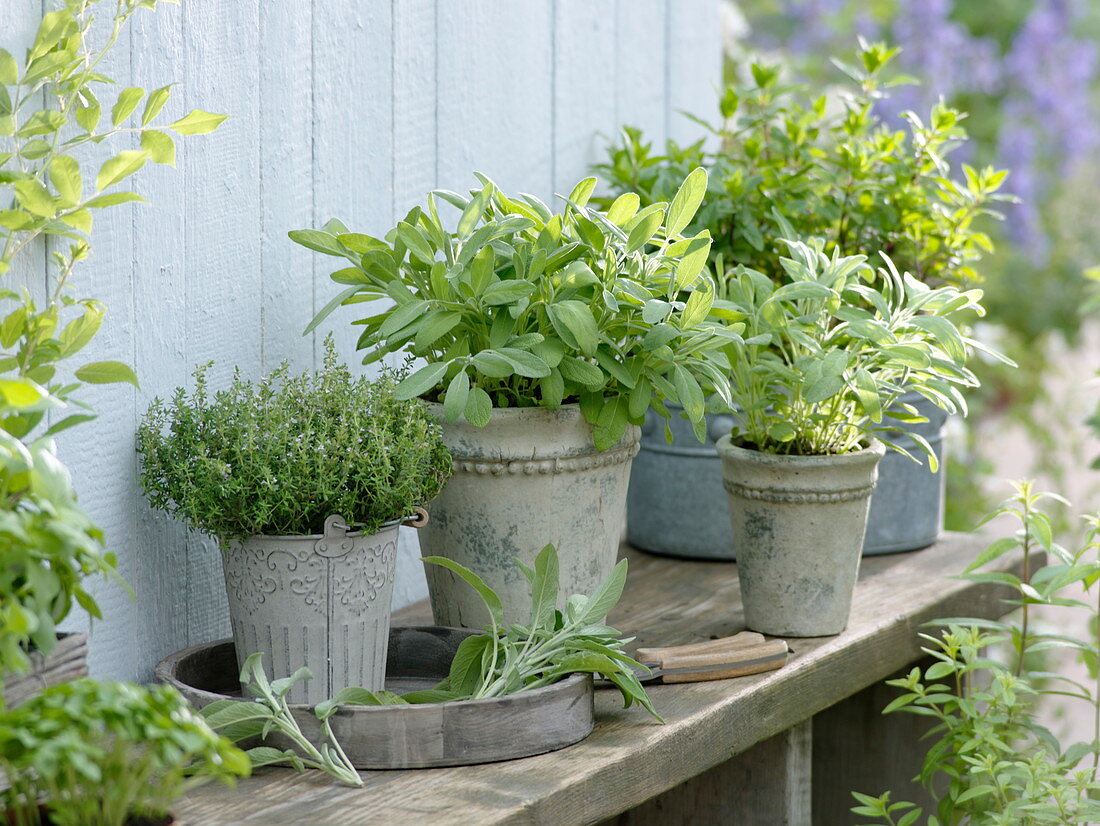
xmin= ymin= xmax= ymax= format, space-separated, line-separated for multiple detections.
xmin=137 ymin=340 xmax=452 ymax=542
xmin=293 ymin=171 xmax=743 ymax=449
xmin=853 ymin=482 xmax=1100 ymax=825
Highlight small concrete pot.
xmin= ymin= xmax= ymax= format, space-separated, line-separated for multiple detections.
xmin=221 ymin=515 xmax=411 ymax=704
xmin=419 ymin=403 xmax=640 ymax=628
xmin=627 ymin=405 xmax=736 ymax=560
xmin=716 ymin=438 xmax=885 ymax=637
xmin=863 ymin=391 xmax=949 ymax=555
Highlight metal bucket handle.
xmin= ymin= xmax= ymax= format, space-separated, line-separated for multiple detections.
xmin=401 ymin=507 xmax=430 ymax=529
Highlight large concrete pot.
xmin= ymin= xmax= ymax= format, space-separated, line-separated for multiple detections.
xmin=221 ymin=515 xmax=401 ymax=704
xmin=716 ymin=438 xmax=885 ymax=637
xmin=863 ymin=391 xmax=949 ymax=555
xmin=420 ymin=403 xmax=640 ymax=628
xmin=627 ymin=405 xmax=736 ymax=559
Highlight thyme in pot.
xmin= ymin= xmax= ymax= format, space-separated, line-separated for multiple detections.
xmin=136 ymin=337 xmax=452 ymax=543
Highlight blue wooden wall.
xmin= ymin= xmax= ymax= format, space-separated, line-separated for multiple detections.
xmin=0 ymin=0 xmax=723 ymax=681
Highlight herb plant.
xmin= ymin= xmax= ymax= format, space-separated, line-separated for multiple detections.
xmin=202 ymin=654 xmax=364 ymax=789
xmin=422 ymin=543 xmax=658 ymax=717
xmin=0 ymin=428 xmax=120 ymax=680
xmin=0 ymin=678 xmax=249 ymax=826
xmin=1 ymin=0 xmax=227 ymax=431
xmin=292 ymin=171 xmax=743 ymax=449
xmin=722 ymin=239 xmax=1003 ymax=457
xmin=596 ymin=40 xmax=1011 ymax=288
xmin=137 ymin=339 xmax=452 ymax=543
xmin=206 ymin=544 xmax=658 ymax=786
xmin=852 ymin=482 xmax=1100 ymax=825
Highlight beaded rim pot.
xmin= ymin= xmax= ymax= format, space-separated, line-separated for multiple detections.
xmin=715 ymin=437 xmax=885 ymax=637
xmin=419 ymin=403 xmax=640 ymax=628
xmin=221 ymin=511 xmax=427 ymax=704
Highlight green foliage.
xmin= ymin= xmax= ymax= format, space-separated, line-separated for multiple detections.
xmin=202 ymin=654 xmax=364 ymax=788
xmin=136 ymin=339 xmax=452 ymax=543
xmin=595 ymin=40 xmax=1010 ymax=289
xmin=0 ymin=678 xmax=249 ymax=826
xmin=293 ymin=171 xmax=743 ymax=450
xmin=0 ymin=390 xmax=118 ymax=679
xmin=0 ymin=0 xmax=225 ymax=424
xmin=721 ymin=239 xmax=998 ymax=457
xmin=422 ymin=543 xmax=659 ymax=718
xmin=852 ymin=482 xmax=1100 ymax=825
xmin=209 ymin=545 xmax=658 ymax=786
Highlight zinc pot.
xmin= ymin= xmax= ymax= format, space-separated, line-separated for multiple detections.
xmin=419 ymin=403 xmax=640 ymax=628
xmin=716 ymin=438 xmax=885 ymax=637
xmin=627 ymin=405 xmax=736 ymax=560
xmin=2 ymin=632 xmax=88 ymax=708
xmin=220 ymin=515 xmax=404 ymax=704
xmin=863 ymin=391 xmax=949 ymax=555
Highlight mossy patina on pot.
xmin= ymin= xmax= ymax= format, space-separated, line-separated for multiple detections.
xmin=420 ymin=403 xmax=639 ymax=628
xmin=717 ymin=437 xmax=885 ymax=637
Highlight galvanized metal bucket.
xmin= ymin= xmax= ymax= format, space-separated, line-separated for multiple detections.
xmin=626 ymin=405 xmax=735 ymax=560
xmin=862 ymin=391 xmax=949 ymax=555
xmin=220 ymin=513 xmax=424 ymax=704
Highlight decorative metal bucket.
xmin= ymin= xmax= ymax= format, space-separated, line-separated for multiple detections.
xmin=220 ymin=512 xmax=425 ymax=704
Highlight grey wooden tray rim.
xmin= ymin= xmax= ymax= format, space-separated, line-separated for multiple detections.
xmin=155 ymin=626 xmax=595 ymax=769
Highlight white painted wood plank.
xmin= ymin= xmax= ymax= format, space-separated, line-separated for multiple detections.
xmin=124 ymin=1 xmax=192 ymax=678
xmin=391 ymin=0 xmax=438 ymax=611
xmin=553 ymin=0 xmax=618 ymax=194
xmin=310 ymin=0 xmax=393 ymax=364
xmin=178 ymin=0 xmax=262 ymax=650
xmin=58 ymin=10 xmax=141 ymax=678
xmin=615 ymin=0 xmax=669 ymax=146
xmin=393 ymin=0 xmax=437 ymax=218
xmin=436 ymin=0 xmax=554 ymax=202
xmin=667 ymin=0 xmax=723 ymax=144
xmin=259 ymin=0 xmax=315 ymax=372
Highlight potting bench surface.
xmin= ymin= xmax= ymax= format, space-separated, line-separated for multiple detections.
xmin=176 ymin=532 xmax=1019 ymax=826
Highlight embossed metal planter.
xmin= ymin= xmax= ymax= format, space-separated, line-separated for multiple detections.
xmin=716 ymin=438 xmax=885 ymax=637
xmin=864 ymin=391 xmax=949 ymax=555
xmin=627 ymin=405 xmax=736 ymax=559
xmin=221 ymin=515 xmax=404 ymax=704
xmin=420 ymin=403 xmax=640 ymax=628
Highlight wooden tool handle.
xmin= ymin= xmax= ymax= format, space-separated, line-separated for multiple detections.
xmin=637 ymin=634 xmax=789 ymax=684
xmin=635 ymin=631 xmax=766 ymax=664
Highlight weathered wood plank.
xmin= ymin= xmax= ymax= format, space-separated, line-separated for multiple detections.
xmin=176 ymin=532 xmax=1020 ymax=825
xmin=615 ymin=0 xmax=669 ymax=146
xmin=2 ymin=634 xmax=89 ymax=708
xmin=605 ymin=721 xmax=812 ymax=826
xmin=811 ymin=659 xmax=939 ymax=825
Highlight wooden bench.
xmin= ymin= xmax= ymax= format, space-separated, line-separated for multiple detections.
xmin=176 ymin=532 xmax=1018 ymax=825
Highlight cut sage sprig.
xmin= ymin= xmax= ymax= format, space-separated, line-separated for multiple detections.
xmin=200 ymin=654 xmax=364 ymax=788
xmin=423 ymin=543 xmax=660 ymax=720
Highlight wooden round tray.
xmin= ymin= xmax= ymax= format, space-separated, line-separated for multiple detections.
xmin=155 ymin=626 xmax=594 ymax=769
